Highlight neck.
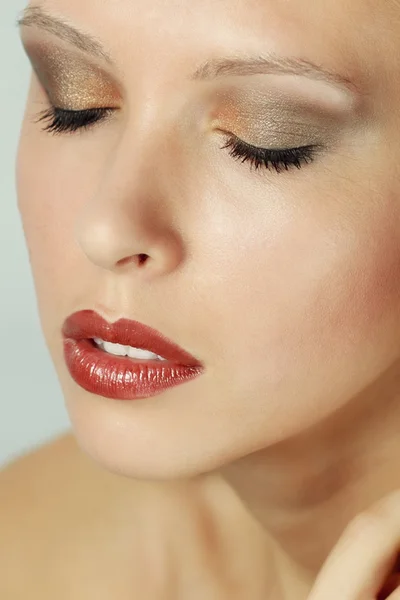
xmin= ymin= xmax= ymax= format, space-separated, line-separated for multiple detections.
xmin=216 ymin=361 xmax=400 ymax=599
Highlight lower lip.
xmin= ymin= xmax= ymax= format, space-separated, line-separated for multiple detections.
xmin=63 ymin=338 xmax=203 ymax=400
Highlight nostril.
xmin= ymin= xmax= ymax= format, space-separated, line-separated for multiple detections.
xmin=116 ymin=254 xmax=149 ymax=268
xmin=137 ymin=253 xmax=149 ymax=266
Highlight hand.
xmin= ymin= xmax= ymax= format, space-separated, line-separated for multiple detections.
xmin=307 ymin=489 xmax=400 ymax=600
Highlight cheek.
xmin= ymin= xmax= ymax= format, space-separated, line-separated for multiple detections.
xmin=16 ymin=139 xmax=50 ymax=287
xmin=327 ymin=199 xmax=400 ymax=342
xmin=205 ymin=190 xmax=400 ymax=394
xmin=189 ymin=190 xmax=400 ymax=452
xmin=15 ymin=128 xmax=93 ymax=340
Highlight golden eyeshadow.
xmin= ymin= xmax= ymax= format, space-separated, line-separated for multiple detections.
xmin=208 ymin=85 xmax=351 ymax=147
xmin=22 ymin=41 xmax=120 ymax=110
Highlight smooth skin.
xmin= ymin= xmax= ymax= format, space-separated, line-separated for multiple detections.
xmin=308 ymin=489 xmax=400 ymax=600
xmin=4 ymin=0 xmax=400 ymax=597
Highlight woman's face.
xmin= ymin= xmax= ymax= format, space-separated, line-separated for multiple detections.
xmin=16 ymin=0 xmax=400 ymax=479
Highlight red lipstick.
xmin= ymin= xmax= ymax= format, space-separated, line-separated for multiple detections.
xmin=62 ymin=310 xmax=204 ymax=400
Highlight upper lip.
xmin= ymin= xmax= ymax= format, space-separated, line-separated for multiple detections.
xmin=62 ymin=310 xmax=203 ymax=367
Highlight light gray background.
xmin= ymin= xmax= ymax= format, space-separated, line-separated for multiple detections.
xmin=0 ymin=1 xmax=70 ymax=468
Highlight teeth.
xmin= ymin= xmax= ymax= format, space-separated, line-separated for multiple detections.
xmin=93 ymin=337 xmax=167 ymax=361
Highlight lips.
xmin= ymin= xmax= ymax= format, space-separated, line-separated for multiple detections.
xmin=61 ymin=310 xmax=204 ymax=400
xmin=62 ymin=310 xmax=202 ymax=365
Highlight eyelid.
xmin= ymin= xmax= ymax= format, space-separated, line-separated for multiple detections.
xmin=22 ymin=35 xmax=116 ymax=76
xmin=212 ymin=121 xmax=322 ymax=156
xmin=219 ymin=131 xmax=320 ymax=174
xmin=28 ymin=70 xmax=120 ymax=119
xmin=217 ymin=76 xmax=358 ymax=120
xmin=208 ymin=85 xmax=355 ymax=149
xmin=31 ymin=96 xmax=319 ymax=179
xmin=24 ymin=40 xmax=123 ymax=106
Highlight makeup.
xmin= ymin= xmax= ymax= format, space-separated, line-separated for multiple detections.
xmin=62 ymin=311 xmax=204 ymax=400
xmin=207 ymin=75 xmax=357 ymax=148
xmin=21 ymin=40 xmax=120 ymax=109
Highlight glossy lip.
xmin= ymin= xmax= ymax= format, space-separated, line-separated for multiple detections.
xmin=62 ymin=310 xmax=202 ymax=365
xmin=61 ymin=310 xmax=204 ymax=400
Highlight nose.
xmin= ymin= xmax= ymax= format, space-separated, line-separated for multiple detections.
xmin=75 ymin=126 xmax=184 ymax=277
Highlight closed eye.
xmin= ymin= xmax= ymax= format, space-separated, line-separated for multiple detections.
xmin=34 ymin=104 xmax=114 ymax=135
xmin=33 ymin=103 xmax=321 ymax=174
xmin=220 ymin=133 xmax=320 ymax=174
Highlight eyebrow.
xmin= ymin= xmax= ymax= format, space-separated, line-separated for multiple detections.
xmin=17 ymin=5 xmax=113 ymax=64
xmin=17 ymin=5 xmax=357 ymax=93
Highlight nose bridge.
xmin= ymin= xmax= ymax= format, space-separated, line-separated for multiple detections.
xmin=96 ymin=72 xmax=193 ymax=202
xmin=75 ymin=99 xmax=185 ymax=275
xmin=110 ymin=85 xmax=183 ymax=189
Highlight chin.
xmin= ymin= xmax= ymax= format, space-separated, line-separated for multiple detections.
xmin=59 ymin=380 xmax=241 ymax=481
xmin=67 ymin=426 xmax=236 ymax=483
xmin=54 ymin=346 xmax=372 ymax=482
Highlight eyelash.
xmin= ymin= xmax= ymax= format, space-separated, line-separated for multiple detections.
xmin=34 ymin=104 xmax=318 ymax=174
xmin=34 ymin=105 xmax=113 ymax=134
xmin=220 ymin=134 xmax=317 ymax=174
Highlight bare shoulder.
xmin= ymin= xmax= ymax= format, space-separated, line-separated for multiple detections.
xmin=0 ymin=431 xmax=132 ymax=520
xmin=0 ymin=431 xmax=102 ymax=490
xmin=0 ymin=433 xmax=152 ymax=598
xmin=0 ymin=437 xmax=275 ymax=599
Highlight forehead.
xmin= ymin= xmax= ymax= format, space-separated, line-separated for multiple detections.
xmin=27 ymin=0 xmax=400 ymax=32
xmin=25 ymin=0 xmax=400 ymax=87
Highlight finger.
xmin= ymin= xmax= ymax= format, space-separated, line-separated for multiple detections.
xmin=377 ymin=574 xmax=400 ymax=600
xmin=307 ymin=489 xmax=400 ymax=600
xmin=388 ymin=588 xmax=400 ymax=600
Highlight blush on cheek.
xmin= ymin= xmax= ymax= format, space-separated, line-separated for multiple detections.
xmin=328 ymin=219 xmax=400 ymax=348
